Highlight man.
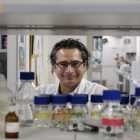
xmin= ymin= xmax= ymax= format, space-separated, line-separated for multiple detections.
xmin=38 ymin=38 xmax=107 ymax=99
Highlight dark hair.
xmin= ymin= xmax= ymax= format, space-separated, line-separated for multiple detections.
xmin=49 ymin=38 xmax=91 ymax=73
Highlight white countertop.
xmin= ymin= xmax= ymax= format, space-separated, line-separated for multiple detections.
xmin=0 ymin=125 xmax=136 ymax=140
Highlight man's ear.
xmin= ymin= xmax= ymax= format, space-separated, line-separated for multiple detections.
xmin=53 ymin=64 xmax=56 ymax=72
xmin=84 ymin=61 xmax=87 ymax=72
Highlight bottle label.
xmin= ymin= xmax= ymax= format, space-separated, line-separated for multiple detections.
xmin=101 ymin=118 xmax=124 ymax=126
xmin=52 ymin=111 xmax=66 ymax=121
xmin=91 ymin=111 xmax=99 ymax=117
xmin=34 ymin=113 xmax=50 ymax=119
xmin=6 ymin=122 xmax=19 ymax=133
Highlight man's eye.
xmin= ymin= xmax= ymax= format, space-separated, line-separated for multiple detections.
xmin=59 ymin=63 xmax=68 ymax=67
xmin=72 ymin=62 xmax=80 ymax=67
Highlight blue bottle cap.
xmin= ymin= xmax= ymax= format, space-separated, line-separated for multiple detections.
xmin=135 ymin=87 xmax=140 ymax=97
xmin=74 ymin=94 xmax=88 ymax=102
xmin=41 ymin=94 xmax=52 ymax=102
xmin=103 ymin=90 xmax=121 ymax=101
xmin=51 ymin=95 xmax=67 ymax=104
xmin=131 ymin=95 xmax=136 ymax=105
xmin=71 ymin=95 xmax=87 ymax=104
xmin=34 ymin=95 xmax=50 ymax=105
xmin=120 ymin=94 xmax=129 ymax=105
xmin=91 ymin=95 xmax=103 ymax=103
xmin=20 ymin=72 xmax=34 ymax=80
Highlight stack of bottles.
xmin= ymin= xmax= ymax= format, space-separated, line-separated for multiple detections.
xmin=12 ymin=73 xmax=140 ymax=139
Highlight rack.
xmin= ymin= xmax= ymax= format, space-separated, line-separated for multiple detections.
xmin=92 ymin=36 xmax=103 ymax=84
xmin=0 ymin=49 xmax=7 ymax=53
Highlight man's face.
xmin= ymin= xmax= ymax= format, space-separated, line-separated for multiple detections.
xmin=53 ymin=48 xmax=87 ymax=88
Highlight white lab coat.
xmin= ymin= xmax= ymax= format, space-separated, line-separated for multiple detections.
xmin=38 ymin=78 xmax=108 ymax=111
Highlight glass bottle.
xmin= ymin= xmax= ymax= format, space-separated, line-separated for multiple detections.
xmin=15 ymin=72 xmax=38 ymax=125
xmin=51 ymin=95 xmax=67 ymax=129
xmin=120 ymin=94 xmax=129 ymax=130
xmin=129 ymin=95 xmax=136 ymax=130
xmin=130 ymin=87 xmax=140 ymax=138
xmin=90 ymin=95 xmax=103 ymax=120
xmin=68 ymin=95 xmax=88 ymax=132
xmin=99 ymin=90 xmax=124 ymax=140
xmin=34 ymin=95 xmax=51 ymax=128
xmin=5 ymin=101 xmax=19 ymax=138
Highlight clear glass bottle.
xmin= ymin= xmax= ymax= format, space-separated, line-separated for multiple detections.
xmin=129 ymin=95 xmax=136 ymax=130
xmin=90 ymin=95 xmax=103 ymax=120
xmin=120 ymin=94 xmax=129 ymax=130
xmin=68 ymin=95 xmax=88 ymax=132
xmin=15 ymin=72 xmax=38 ymax=125
xmin=51 ymin=95 xmax=67 ymax=129
xmin=34 ymin=95 xmax=51 ymax=128
xmin=5 ymin=101 xmax=19 ymax=138
xmin=130 ymin=87 xmax=140 ymax=138
xmin=99 ymin=90 xmax=124 ymax=140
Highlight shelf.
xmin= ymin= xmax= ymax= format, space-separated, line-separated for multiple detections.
xmin=93 ymin=49 xmax=102 ymax=51
xmin=0 ymin=49 xmax=7 ymax=53
xmin=93 ymin=65 xmax=102 ymax=72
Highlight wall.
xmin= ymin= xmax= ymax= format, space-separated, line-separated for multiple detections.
xmin=102 ymin=36 xmax=120 ymax=89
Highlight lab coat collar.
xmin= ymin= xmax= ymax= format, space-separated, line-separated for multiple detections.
xmin=54 ymin=79 xmax=86 ymax=95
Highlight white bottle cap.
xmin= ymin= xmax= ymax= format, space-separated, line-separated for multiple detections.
xmin=8 ymin=105 xmax=16 ymax=112
xmin=78 ymin=123 xmax=85 ymax=131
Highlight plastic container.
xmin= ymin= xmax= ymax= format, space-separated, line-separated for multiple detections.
xmin=90 ymin=95 xmax=103 ymax=120
xmin=15 ymin=72 xmax=38 ymax=125
xmin=99 ymin=90 xmax=124 ymax=139
xmin=51 ymin=95 xmax=67 ymax=130
xmin=34 ymin=95 xmax=51 ymax=128
xmin=68 ymin=95 xmax=88 ymax=131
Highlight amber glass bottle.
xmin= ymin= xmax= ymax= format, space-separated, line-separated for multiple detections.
xmin=5 ymin=103 xmax=19 ymax=138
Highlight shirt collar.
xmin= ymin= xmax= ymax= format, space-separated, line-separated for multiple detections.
xmin=54 ymin=79 xmax=86 ymax=95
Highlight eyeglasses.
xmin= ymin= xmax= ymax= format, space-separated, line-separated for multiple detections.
xmin=55 ymin=61 xmax=84 ymax=69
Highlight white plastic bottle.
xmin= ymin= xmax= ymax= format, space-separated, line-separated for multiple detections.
xmin=15 ymin=72 xmax=38 ymax=125
xmin=100 ymin=90 xmax=124 ymax=140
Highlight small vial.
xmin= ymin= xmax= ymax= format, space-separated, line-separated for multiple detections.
xmin=5 ymin=102 xmax=19 ymax=138
xmin=51 ymin=95 xmax=67 ymax=129
xmin=90 ymin=95 xmax=103 ymax=120
xmin=34 ymin=95 xmax=51 ymax=128
xmin=99 ymin=90 xmax=124 ymax=139
xmin=68 ymin=95 xmax=88 ymax=132
xmin=120 ymin=94 xmax=130 ymax=130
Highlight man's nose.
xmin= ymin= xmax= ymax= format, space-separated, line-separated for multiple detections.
xmin=65 ymin=64 xmax=74 ymax=73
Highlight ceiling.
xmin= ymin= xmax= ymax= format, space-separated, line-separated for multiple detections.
xmin=1 ymin=0 xmax=140 ymax=35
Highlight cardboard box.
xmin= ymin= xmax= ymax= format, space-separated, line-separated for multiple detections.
xmin=102 ymin=80 xmax=106 ymax=87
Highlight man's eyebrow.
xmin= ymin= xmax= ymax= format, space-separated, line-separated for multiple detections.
xmin=57 ymin=60 xmax=81 ymax=63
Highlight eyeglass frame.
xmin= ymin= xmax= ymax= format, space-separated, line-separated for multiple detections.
xmin=55 ymin=61 xmax=85 ymax=69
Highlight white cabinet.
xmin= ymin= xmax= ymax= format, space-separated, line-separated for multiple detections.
xmin=119 ymin=36 xmax=136 ymax=53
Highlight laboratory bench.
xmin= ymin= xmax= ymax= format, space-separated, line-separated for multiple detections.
xmin=114 ymin=69 xmax=139 ymax=95
xmin=0 ymin=122 xmax=136 ymax=140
